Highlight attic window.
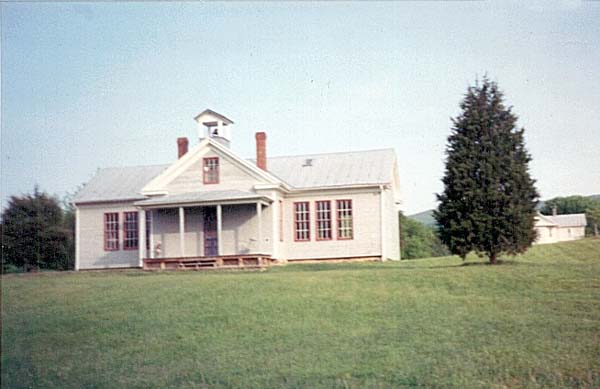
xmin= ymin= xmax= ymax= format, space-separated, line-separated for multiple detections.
xmin=203 ymin=157 xmax=219 ymax=184
xmin=302 ymin=158 xmax=313 ymax=167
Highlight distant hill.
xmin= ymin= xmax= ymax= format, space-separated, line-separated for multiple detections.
xmin=408 ymin=194 xmax=600 ymax=227
xmin=407 ymin=210 xmax=436 ymax=227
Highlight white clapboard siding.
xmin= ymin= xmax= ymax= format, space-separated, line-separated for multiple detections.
xmin=77 ymin=202 xmax=140 ymax=269
xmin=166 ymin=149 xmax=268 ymax=194
xmin=556 ymin=226 xmax=586 ymax=242
xmin=279 ymin=189 xmax=383 ymax=260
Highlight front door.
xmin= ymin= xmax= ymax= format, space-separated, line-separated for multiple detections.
xmin=204 ymin=207 xmax=218 ymax=256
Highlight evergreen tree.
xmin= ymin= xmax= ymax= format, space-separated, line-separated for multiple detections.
xmin=1 ymin=187 xmax=73 ymax=271
xmin=434 ymin=78 xmax=539 ymax=264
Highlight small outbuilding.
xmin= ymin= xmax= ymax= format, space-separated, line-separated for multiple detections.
xmin=534 ymin=210 xmax=587 ymax=244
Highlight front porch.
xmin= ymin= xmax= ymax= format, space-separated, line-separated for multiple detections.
xmin=143 ymin=254 xmax=273 ymax=270
xmin=134 ymin=191 xmax=274 ymax=270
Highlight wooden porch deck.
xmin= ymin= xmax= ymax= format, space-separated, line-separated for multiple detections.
xmin=143 ymin=254 xmax=273 ymax=271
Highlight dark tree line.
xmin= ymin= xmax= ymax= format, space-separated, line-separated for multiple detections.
xmin=1 ymin=187 xmax=75 ymax=272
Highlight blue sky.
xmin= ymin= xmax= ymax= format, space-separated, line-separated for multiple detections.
xmin=2 ymin=1 xmax=599 ymax=214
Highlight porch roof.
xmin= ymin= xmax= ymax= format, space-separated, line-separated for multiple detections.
xmin=134 ymin=190 xmax=271 ymax=207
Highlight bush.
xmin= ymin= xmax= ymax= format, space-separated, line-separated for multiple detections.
xmin=399 ymin=212 xmax=450 ymax=259
xmin=1 ymin=187 xmax=74 ymax=272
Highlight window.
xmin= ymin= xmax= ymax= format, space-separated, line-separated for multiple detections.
xmin=279 ymin=200 xmax=284 ymax=242
xmin=294 ymin=202 xmax=310 ymax=241
xmin=104 ymin=213 xmax=119 ymax=251
xmin=123 ymin=211 xmax=139 ymax=250
xmin=336 ymin=199 xmax=353 ymax=240
xmin=316 ymin=200 xmax=332 ymax=240
xmin=203 ymin=157 xmax=219 ymax=184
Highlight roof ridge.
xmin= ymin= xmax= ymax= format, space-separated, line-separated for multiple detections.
xmin=256 ymin=147 xmax=396 ymax=160
xmin=98 ymin=163 xmax=171 ymax=170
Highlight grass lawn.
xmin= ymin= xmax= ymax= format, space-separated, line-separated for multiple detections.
xmin=2 ymin=239 xmax=600 ymax=388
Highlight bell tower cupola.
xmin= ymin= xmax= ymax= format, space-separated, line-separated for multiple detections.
xmin=194 ymin=109 xmax=234 ymax=147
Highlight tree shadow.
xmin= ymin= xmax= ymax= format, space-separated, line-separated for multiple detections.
xmin=460 ymin=259 xmax=518 ymax=266
xmin=423 ymin=259 xmax=520 ymax=269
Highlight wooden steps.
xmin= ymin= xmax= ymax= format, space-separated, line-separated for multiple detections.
xmin=144 ymin=255 xmax=272 ymax=271
xmin=177 ymin=258 xmax=218 ymax=270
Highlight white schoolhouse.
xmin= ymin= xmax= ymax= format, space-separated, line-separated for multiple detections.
xmin=73 ymin=110 xmax=401 ymax=270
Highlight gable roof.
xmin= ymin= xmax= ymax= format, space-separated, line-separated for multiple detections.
xmin=74 ymin=148 xmax=397 ymax=205
xmin=535 ymin=212 xmax=587 ymax=228
xmin=141 ymin=138 xmax=283 ymax=194
xmin=251 ymin=148 xmax=396 ymax=189
xmin=193 ymin=109 xmax=234 ymax=124
xmin=73 ymin=165 xmax=169 ymax=204
xmin=535 ymin=213 xmax=558 ymax=227
xmin=548 ymin=213 xmax=587 ymax=227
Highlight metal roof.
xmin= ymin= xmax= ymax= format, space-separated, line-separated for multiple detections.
xmin=74 ymin=148 xmax=396 ymax=204
xmin=134 ymin=190 xmax=269 ymax=207
xmin=547 ymin=214 xmax=587 ymax=227
xmin=250 ymin=148 xmax=396 ymax=189
xmin=535 ymin=213 xmax=557 ymax=226
xmin=73 ymin=165 xmax=169 ymax=204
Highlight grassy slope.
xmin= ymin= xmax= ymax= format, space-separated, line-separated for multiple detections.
xmin=2 ymin=239 xmax=600 ymax=388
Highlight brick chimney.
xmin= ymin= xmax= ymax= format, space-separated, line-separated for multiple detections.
xmin=552 ymin=206 xmax=558 ymax=216
xmin=255 ymin=132 xmax=267 ymax=171
xmin=177 ymin=137 xmax=189 ymax=159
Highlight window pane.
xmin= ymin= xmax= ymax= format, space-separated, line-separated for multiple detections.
xmin=294 ymin=202 xmax=310 ymax=241
xmin=104 ymin=213 xmax=119 ymax=250
xmin=203 ymin=158 xmax=219 ymax=184
xmin=123 ymin=212 xmax=138 ymax=249
xmin=316 ymin=201 xmax=332 ymax=240
xmin=336 ymin=200 xmax=353 ymax=239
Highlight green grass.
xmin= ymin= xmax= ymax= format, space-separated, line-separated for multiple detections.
xmin=2 ymin=239 xmax=600 ymax=388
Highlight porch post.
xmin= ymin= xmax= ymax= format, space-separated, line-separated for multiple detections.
xmin=256 ymin=202 xmax=262 ymax=253
xmin=138 ymin=209 xmax=146 ymax=268
xmin=149 ymin=210 xmax=155 ymax=259
xmin=179 ymin=207 xmax=185 ymax=257
xmin=216 ymin=204 xmax=222 ymax=256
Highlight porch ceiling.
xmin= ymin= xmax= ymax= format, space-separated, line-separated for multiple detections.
xmin=134 ymin=190 xmax=271 ymax=208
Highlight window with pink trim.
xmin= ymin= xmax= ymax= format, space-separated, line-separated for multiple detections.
xmin=336 ymin=200 xmax=353 ymax=240
xmin=294 ymin=202 xmax=310 ymax=241
xmin=203 ymin=157 xmax=219 ymax=184
xmin=104 ymin=213 xmax=119 ymax=251
xmin=123 ymin=211 xmax=139 ymax=250
xmin=316 ymin=200 xmax=332 ymax=240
